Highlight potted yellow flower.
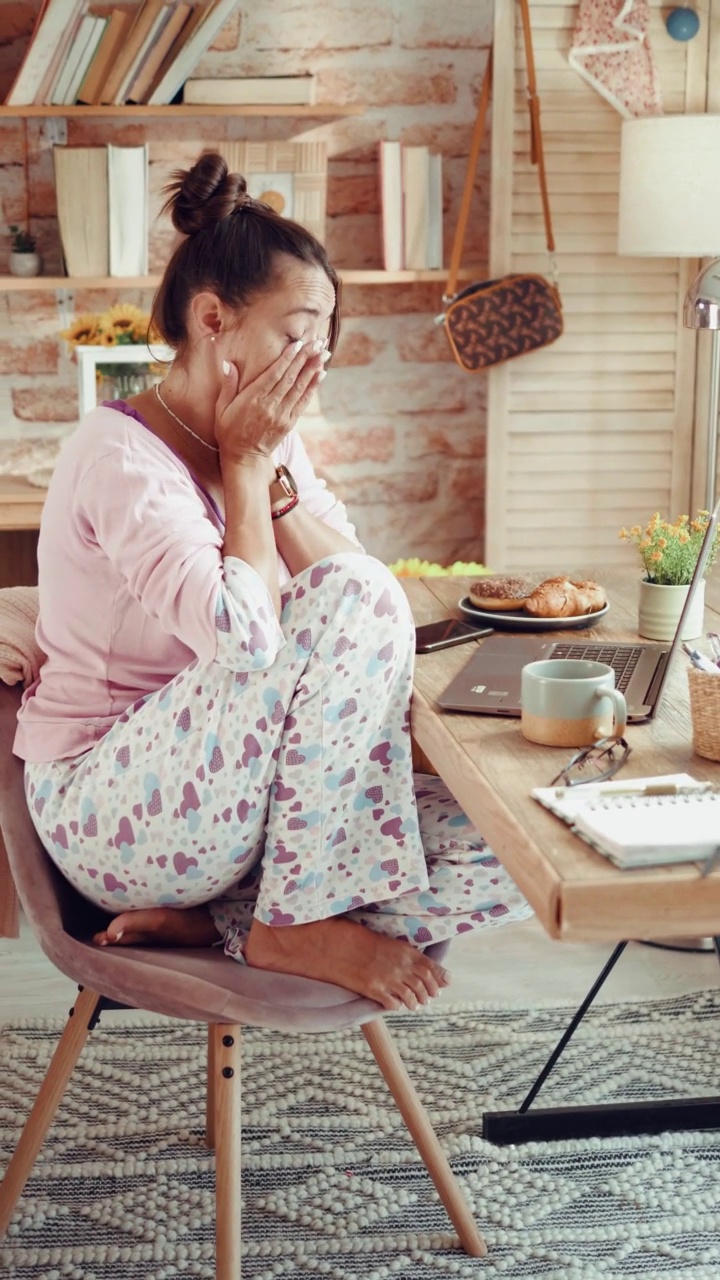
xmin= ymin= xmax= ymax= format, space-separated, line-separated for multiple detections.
xmin=619 ymin=511 xmax=719 ymax=641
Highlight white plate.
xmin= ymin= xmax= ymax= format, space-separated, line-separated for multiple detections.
xmin=458 ymin=596 xmax=610 ymax=633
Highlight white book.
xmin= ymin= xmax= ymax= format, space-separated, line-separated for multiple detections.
xmin=147 ymin=0 xmax=240 ymax=106
xmin=50 ymin=13 xmax=95 ymax=104
xmin=64 ymin=16 xmax=108 ymax=104
xmin=108 ymin=144 xmax=149 ymax=277
xmin=426 ymin=152 xmax=443 ymax=271
xmin=378 ymin=140 xmax=403 ymax=273
xmin=402 ymin=145 xmax=429 ymax=270
xmin=7 ymin=0 xmax=86 ymax=105
xmin=51 ymin=14 xmax=105 ymax=105
xmin=183 ymin=75 xmax=316 ymax=105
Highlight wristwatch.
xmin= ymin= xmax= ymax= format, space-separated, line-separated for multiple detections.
xmin=269 ymin=464 xmax=298 ymax=505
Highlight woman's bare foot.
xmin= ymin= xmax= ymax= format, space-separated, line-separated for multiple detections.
xmin=93 ymin=906 xmax=219 ymax=949
xmin=245 ymin=917 xmax=450 ymax=1011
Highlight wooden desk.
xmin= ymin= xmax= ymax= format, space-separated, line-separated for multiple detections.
xmin=2 ymin=569 xmax=719 ymax=943
xmin=404 ymin=571 xmax=720 ymax=945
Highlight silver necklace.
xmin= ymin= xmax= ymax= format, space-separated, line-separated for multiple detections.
xmin=154 ymin=383 xmax=219 ymax=453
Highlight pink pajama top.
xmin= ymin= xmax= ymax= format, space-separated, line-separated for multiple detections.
xmin=14 ymin=403 xmax=360 ymax=763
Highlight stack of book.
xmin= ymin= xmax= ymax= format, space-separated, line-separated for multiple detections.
xmin=378 ymin=141 xmax=443 ymax=273
xmin=54 ymin=144 xmax=149 ymax=276
xmin=5 ymin=0 xmax=240 ymax=107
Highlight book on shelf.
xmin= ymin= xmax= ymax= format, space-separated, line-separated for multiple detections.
xmin=54 ymin=146 xmax=109 ymax=276
xmin=77 ymin=8 xmax=137 ymax=105
xmin=426 ymin=152 xmax=443 ymax=271
xmin=114 ymin=3 xmax=178 ymax=104
xmin=53 ymin=142 xmax=148 ymax=276
xmin=402 ymin=145 xmax=429 ymax=271
xmin=379 ymin=141 xmax=443 ymax=272
xmin=50 ymin=13 xmax=108 ymax=106
xmin=5 ymin=0 xmax=86 ymax=105
xmin=378 ymin=140 xmax=403 ymax=273
xmin=108 ymin=143 xmax=149 ymax=275
xmin=183 ymin=74 xmax=316 ymax=106
xmin=99 ymin=0 xmax=169 ymax=104
xmin=532 ymin=774 xmax=720 ymax=869
xmin=34 ymin=0 xmax=88 ymax=104
xmin=125 ymin=2 xmax=194 ymax=104
xmin=147 ymin=0 xmax=240 ymax=106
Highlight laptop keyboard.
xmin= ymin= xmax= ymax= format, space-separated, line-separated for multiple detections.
xmin=550 ymin=643 xmax=643 ymax=694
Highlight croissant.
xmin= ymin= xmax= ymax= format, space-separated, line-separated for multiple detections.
xmin=524 ymin=577 xmax=606 ymax=619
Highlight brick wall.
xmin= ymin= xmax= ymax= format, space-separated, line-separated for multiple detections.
xmin=0 ymin=0 xmax=492 ymax=565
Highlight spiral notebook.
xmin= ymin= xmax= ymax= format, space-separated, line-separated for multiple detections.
xmin=532 ymin=775 xmax=720 ymax=869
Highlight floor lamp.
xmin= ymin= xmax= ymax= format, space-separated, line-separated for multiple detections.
xmin=618 ymin=115 xmax=720 ymax=511
xmin=619 ymin=117 xmax=720 ymax=954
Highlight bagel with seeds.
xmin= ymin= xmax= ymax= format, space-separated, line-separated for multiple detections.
xmin=468 ymin=575 xmax=542 ymax=612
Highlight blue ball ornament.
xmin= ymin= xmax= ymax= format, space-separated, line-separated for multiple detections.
xmin=666 ymin=7 xmax=700 ymax=40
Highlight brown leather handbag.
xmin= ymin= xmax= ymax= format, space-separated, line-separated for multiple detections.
xmin=438 ymin=0 xmax=563 ymax=373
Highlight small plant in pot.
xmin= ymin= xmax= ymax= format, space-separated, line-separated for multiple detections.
xmin=8 ymin=225 xmax=42 ymax=278
xmin=619 ymin=511 xmax=719 ymax=641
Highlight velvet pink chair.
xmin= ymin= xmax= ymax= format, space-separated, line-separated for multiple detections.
xmin=0 ymin=681 xmax=486 ymax=1275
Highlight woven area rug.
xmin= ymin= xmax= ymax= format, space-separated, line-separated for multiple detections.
xmin=3 ymin=992 xmax=720 ymax=1280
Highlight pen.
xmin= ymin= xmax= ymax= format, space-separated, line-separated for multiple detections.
xmin=682 ymin=643 xmax=719 ymax=675
xmin=551 ymin=781 xmax=715 ymax=800
xmin=596 ymin=782 xmax=715 ymax=798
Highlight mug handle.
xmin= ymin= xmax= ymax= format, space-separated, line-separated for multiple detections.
xmin=593 ymin=686 xmax=627 ymax=737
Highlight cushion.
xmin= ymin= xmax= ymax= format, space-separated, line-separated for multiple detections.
xmin=0 ymin=586 xmax=44 ymax=687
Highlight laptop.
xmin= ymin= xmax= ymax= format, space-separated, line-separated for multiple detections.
xmin=437 ymin=498 xmax=720 ymax=724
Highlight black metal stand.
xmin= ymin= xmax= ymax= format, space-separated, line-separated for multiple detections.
xmin=483 ymin=939 xmax=720 ymax=1144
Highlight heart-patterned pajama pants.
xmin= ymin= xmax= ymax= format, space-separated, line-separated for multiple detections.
xmin=24 ymin=554 xmax=531 ymax=957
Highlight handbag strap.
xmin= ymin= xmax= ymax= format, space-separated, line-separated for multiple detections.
xmin=444 ymin=0 xmax=555 ymax=302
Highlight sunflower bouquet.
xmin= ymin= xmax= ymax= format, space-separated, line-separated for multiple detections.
xmin=60 ymin=304 xmax=164 ymax=393
xmin=60 ymin=303 xmax=158 ymax=353
xmin=619 ymin=511 xmax=719 ymax=586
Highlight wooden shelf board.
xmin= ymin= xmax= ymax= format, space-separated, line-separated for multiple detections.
xmin=0 ymin=103 xmax=364 ymax=119
xmin=0 ymin=268 xmax=479 ymax=291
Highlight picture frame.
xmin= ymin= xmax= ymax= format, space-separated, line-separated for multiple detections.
xmin=76 ymin=344 xmax=174 ymax=417
xmin=220 ymin=141 xmax=328 ymax=244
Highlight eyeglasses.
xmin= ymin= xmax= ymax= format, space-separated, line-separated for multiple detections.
xmin=549 ymin=735 xmax=632 ymax=788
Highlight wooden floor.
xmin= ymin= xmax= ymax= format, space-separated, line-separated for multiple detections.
xmin=1 ymin=913 xmax=717 ymax=1024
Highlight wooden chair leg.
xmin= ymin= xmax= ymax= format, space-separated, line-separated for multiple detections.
xmin=362 ymin=1017 xmax=487 ymax=1258
xmin=206 ymin=1024 xmax=216 ymax=1149
xmin=212 ymin=1023 xmax=242 ymax=1280
xmin=0 ymin=986 xmax=102 ymax=1236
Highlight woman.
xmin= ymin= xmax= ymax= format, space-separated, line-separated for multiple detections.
xmin=15 ymin=153 xmax=530 ymax=1012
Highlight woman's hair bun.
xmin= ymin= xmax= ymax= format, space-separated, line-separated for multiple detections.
xmin=163 ymin=151 xmax=249 ymax=235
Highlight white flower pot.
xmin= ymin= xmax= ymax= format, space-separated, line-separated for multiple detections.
xmin=638 ymin=577 xmax=706 ymax=642
xmin=9 ymin=251 xmax=41 ymax=278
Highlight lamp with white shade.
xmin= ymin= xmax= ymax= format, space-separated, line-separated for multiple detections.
xmin=617 ymin=114 xmax=720 ymax=510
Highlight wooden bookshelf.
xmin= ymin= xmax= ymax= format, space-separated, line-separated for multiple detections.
xmin=0 ymin=268 xmax=479 ymax=291
xmin=0 ymin=103 xmax=364 ymax=119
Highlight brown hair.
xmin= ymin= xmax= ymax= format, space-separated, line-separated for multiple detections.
xmin=151 ymin=151 xmax=340 ymax=352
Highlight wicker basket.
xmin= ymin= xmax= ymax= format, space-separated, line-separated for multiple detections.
xmin=688 ymin=667 xmax=720 ymax=762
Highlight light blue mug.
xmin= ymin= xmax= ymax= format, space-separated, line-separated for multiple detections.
xmin=521 ymin=658 xmax=627 ymax=748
